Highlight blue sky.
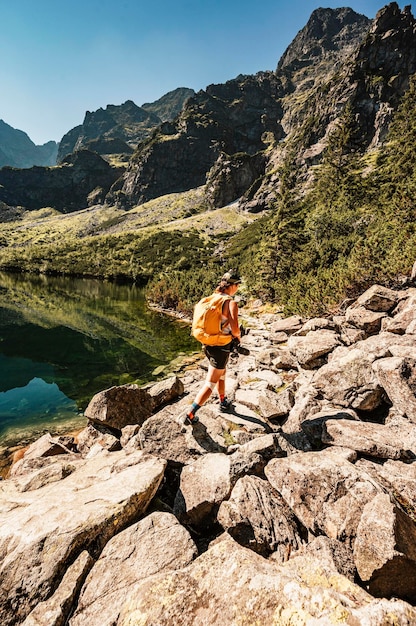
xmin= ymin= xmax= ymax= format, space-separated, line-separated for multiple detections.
xmin=1 ymin=0 xmax=401 ymax=145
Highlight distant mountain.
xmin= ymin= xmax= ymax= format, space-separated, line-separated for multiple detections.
xmin=57 ymin=88 xmax=195 ymax=163
xmin=0 ymin=120 xmax=58 ymax=169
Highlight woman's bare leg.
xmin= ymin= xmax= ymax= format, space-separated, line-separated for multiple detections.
xmin=194 ymin=365 xmax=225 ymax=406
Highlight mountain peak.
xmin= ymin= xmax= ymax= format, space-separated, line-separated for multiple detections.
xmin=277 ymin=6 xmax=371 ymax=73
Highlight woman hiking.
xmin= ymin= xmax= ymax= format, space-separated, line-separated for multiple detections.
xmin=184 ymin=270 xmax=242 ymax=426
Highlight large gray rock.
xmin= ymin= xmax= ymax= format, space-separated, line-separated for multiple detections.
xmin=383 ymin=293 xmax=416 ymax=334
xmin=0 ymin=450 xmax=166 ymax=626
xmin=145 ymin=375 xmax=185 ymax=408
xmin=20 ymin=433 xmax=75 ymax=461
xmin=294 ymin=317 xmax=336 ymax=335
xmin=312 ymin=342 xmax=387 ymax=411
xmin=355 ymin=284 xmax=398 ymax=312
xmin=287 ymin=329 xmax=341 ymax=368
xmin=265 ymin=451 xmax=381 ymax=542
xmin=354 ymin=493 xmax=416 ymax=603
xmin=117 ymin=537 xmax=416 ymax=625
xmin=84 ymin=384 xmax=154 ymax=430
xmin=174 ymin=450 xmax=264 ymax=526
xmin=22 ymin=551 xmax=94 ymax=626
xmin=345 ymin=305 xmax=387 ymax=334
xmin=258 ymin=386 xmax=295 ymax=420
xmin=293 ymin=535 xmax=356 ymax=581
xmin=282 ymin=374 xmax=321 ymax=435
xmin=373 ymin=357 xmax=416 ymax=423
xmin=76 ymin=422 xmax=121 ymax=455
xmin=138 ymin=409 xmax=227 ymax=464
xmin=217 ymin=475 xmax=302 ymax=558
xmin=70 ymin=512 xmax=197 ymax=626
xmin=301 ymin=407 xmax=359 ymax=448
xmin=270 ymin=315 xmax=303 ymax=334
xmin=356 ymin=458 xmax=416 ymax=513
xmin=322 ymin=419 xmax=414 ymax=460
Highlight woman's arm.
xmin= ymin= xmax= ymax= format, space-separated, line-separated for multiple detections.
xmin=226 ymin=300 xmax=240 ymax=339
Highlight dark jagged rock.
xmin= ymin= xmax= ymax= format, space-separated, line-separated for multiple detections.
xmin=0 ymin=150 xmax=122 ymax=212
xmin=111 ymin=73 xmax=283 ymax=207
xmin=277 ymin=7 xmax=371 ymax=73
xmin=205 ymin=151 xmax=267 ymax=209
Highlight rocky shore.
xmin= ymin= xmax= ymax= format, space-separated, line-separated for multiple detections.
xmin=1 ymin=280 xmax=416 ymax=625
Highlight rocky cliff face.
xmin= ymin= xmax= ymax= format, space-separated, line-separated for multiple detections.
xmin=0 ymin=120 xmax=58 ymax=168
xmin=0 ymin=150 xmax=122 ymax=212
xmin=111 ymin=72 xmax=284 ymax=207
xmin=242 ymin=2 xmax=416 ymax=212
xmin=277 ymin=6 xmax=371 ymax=72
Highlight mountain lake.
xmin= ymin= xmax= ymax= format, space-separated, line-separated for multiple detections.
xmin=0 ymin=271 xmax=197 ymax=453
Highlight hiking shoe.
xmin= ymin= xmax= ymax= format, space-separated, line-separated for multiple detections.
xmin=184 ymin=413 xmax=199 ymax=426
xmin=219 ymin=399 xmax=232 ymax=413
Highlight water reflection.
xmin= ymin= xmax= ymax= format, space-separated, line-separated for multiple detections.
xmin=0 ymin=272 xmax=196 ymax=448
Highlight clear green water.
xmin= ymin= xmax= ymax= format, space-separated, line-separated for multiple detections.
xmin=0 ymin=272 xmax=197 ymax=450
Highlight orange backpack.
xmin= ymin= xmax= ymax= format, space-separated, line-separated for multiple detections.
xmin=192 ymin=293 xmax=232 ymax=346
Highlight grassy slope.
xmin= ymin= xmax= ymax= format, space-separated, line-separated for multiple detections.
xmin=0 ymin=187 xmax=260 ymax=282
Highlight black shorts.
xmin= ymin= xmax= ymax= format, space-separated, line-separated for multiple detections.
xmin=204 ymin=343 xmax=232 ymax=369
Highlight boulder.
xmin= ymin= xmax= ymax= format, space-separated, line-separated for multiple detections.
xmin=301 ymin=408 xmax=359 ymax=448
xmin=265 ymin=451 xmax=381 ymax=542
xmin=76 ymin=422 xmax=121 ymax=455
xmin=20 ymin=433 xmax=75 ymax=460
xmin=293 ymin=536 xmax=356 ymax=581
xmin=356 ymin=458 xmax=416 ymax=517
xmin=174 ymin=453 xmax=233 ymax=525
xmin=294 ymin=317 xmax=336 ymax=335
xmin=70 ymin=512 xmax=197 ymax=626
xmin=138 ymin=409 xmax=227 ymax=464
xmin=322 ymin=419 xmax=414 ymax=460
xmin=217 ymin=475 xmax=302 ymax=558
xmin=270 ymin=315 xmax=303 ymax=334
xmin=269 ymin=330 xmax=289 ymax=343
xmin=258 ymin=386 xmax=295 ymax=420
xmin=9 ymin=457 xmax=81 ymax=493
xmin=312 ymin=345 xmax=384 ymax=411
xmin=117 ymin=537 xmax=416 ymax=625
xmin=84 ymin=383 xmax=154 ymax=430
xmin=383 ymin=293 xmax=416 ymax=334
xmin=144 ymin=375 xmax=184 ymax=409
xmin=373 ymin=357 xmax=416 ymax=422
xmin=287 ymin=329 xmax=341 ymax=369
xmin=355 ymin=284 xmax=398 ymax=312
xmin=174 ymin=450 xmax=264 ymax=526
xmin=282 ymin=375 xmax=321 ymax=435
xmin=354 ymin=493 xmax=416 ymax=603
xmin=234 ymin=387 xmax=265 ymax=411
xmin=345 ymin=305 xmax=386 ymax=334
xmin=22 ymin=551 xmax=94 ymax=626
xmin=0 ymin=450 xmax=166 ymax=625
xmin=232 ymin=433 xmax=286 ymax=463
